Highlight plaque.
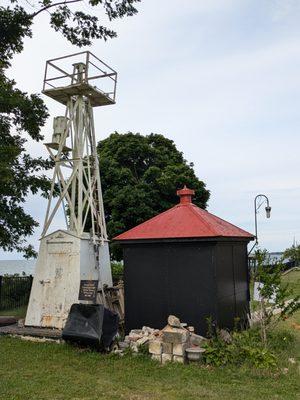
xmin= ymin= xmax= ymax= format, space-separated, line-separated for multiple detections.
xmin=78 ymin=280 xmax=98 ymax=301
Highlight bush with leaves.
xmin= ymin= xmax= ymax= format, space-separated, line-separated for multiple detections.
xmin=252 ymin=249 xmax=300 ymax=344
xmin=283 ymin=244 xmax=300 ymax=267
xmin=202 ymin=325 xmax=293 ymax=369
xmin=111 ymin=261 xmax=123 ymax=284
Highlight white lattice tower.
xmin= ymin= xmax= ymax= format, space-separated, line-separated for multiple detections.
xmin=25 ymin=52 xmax=117 ymax=329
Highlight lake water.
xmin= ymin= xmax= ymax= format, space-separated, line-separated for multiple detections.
xmin=0 ymin=260 xmax=36 ymax=276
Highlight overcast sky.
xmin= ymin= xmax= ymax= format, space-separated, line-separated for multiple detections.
xmin=2 ymin=0 xmax=300 ymax=259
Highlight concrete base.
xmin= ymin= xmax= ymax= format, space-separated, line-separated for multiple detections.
xmin=0 ymin=324 xmax=62 ymax=340
xmin=25 ymin=230 xmax=112 ymax=329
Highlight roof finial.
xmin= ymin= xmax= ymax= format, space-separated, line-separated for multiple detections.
xmin=176 ymin=186 xmax=195 ymax=205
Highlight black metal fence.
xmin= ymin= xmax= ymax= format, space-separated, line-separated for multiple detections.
xmin=0 ymin=275 xmax=33 ymax=311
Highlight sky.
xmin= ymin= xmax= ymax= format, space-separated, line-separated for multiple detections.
xmin=1 ymin=0 xmax=300 ymax=259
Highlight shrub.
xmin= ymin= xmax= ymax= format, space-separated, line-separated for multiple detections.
xmin=0 ymin=275 xmax=32 ymax=310
xmin=111 ymin=262 xmax=123 ymax=284
xmin=252 ymin=249 xmax=300 ymax=345
xmin=202 ymin=328 xmax=277 ymax=369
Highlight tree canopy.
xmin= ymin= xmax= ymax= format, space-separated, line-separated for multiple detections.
xmin=283 ymin=244 xmax=300 ymax=267
xmin=0 ymin=0 xmax=140 ymax=256
xmin=98 ymin=132 xmax=210 ymax=260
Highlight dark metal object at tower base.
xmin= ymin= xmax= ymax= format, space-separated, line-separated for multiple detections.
xmin=62 ymin=304 xmax=119 ymax=350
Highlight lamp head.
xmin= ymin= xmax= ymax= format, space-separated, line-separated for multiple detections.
xmin=265 ymin=206 xmax=271 ymax=218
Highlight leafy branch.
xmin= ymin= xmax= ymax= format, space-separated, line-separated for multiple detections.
xmin=252 ymin=249 xmax=300 ymax=345
xmin=31 ymin=0 xmax=82 ymax=17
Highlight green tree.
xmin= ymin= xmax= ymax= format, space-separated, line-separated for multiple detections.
xmin=0 ymin=0 xmax=140 ymax=256
xmin=283 ymin=244 xmax=300 ymax=267
xmin=252 ymin=249 xmax=300 ymax=345
xmin=98 ymin=132 xmax=210 ymax=260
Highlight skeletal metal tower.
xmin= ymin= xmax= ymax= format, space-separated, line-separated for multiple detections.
xmin=25 ymin=52 xmax=117 ymax=329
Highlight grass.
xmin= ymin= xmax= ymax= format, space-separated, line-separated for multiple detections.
xmin=0 ymin=335 xmax=299 ymax=400
xmin=0 ymin=270 xmax=299 ymax=400
xmin=250 ymin=267 xmax=300 ymax=311
xmin=282 ymin=269 xmax=300 ymax=297
xmin=0 ymin=306 xmax=27 ymax=319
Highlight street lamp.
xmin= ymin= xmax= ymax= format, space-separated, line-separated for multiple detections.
xmin=248 ymin=194 xmax=271 ymax=255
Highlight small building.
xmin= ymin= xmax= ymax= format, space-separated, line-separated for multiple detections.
xmin=114 ymin=186 xmax=254 ymax=335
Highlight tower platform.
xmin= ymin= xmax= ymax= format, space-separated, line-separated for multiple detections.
xmin=43 ymin=82 xmax=115 ymax=107
xmin=42 ymin=51 xmax=117 ymax=107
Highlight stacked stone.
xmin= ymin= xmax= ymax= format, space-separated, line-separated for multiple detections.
xmin=149 ymin=315 xmax=206 ymax=364
xmin=116 ymin=315 xmax=206 ymax=362
xmin=117 ymin=326 xmax=161 ymax=353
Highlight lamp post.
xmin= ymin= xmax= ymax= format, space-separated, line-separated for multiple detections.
xmin=248 ymin=194 xmax=271 ymax=255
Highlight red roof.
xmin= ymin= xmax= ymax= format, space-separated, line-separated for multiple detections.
xmin=114 ymin=186 xmax=254 ymax=241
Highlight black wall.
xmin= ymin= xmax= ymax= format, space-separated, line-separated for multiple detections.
xmin=122 ymin=239 xmax=250 ymax=335
xmin=215 ymin=242 xmax=250 ymax=329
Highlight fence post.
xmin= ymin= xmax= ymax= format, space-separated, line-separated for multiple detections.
xmin=0 ymin=275 xmax=2 ymax=310
xmin=29 ymin=275 xmax=33 ymax=289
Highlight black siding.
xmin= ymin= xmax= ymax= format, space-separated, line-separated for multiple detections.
xmin=122 ymin=239 xmax=250 ymax=336
xmin=215 ymin=242 xmax=249 ymax=329
xmin=124 ymin=241 xmax=218 ymax=335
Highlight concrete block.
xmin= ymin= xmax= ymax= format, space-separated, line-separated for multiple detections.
xmin=162 ymin=342 xmax=173 ymax=354
xmin=173 ymin=355 xmax=185 ymax=364
xmin=130 ymin=329 xmax=143 ymax=335
xmin=130 ymin=342 xmax=139 ymax=353
xmin=151 ymin=354 xmax=162 ymax=363
xmin=161 ymin=353 xmax=173 ymax=364
xmin=173 ymin=342 xmax=188 ymax=356
xmin=136 ymin=336 xmax=149 ymax=346
xmin=129 ymin=332 xmax=142 ymax=342
xmin=190 ymin=333 xmax=206 ymax=346
xmin=149 ymin=339 xmax=162 ymax=355
xmin=167 ymin=315 xmax=181 ymax=327
xmin=162 ymin=328 xmax=189 ymax=344
xmin=142 ymin=326 xmax=155 ymax=335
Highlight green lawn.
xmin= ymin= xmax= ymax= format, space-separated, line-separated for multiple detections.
xmin=282 ymin=269 xmax=300 ymax=297
xmin=0 ymin=335 xmax=299 ymax=400
xmin=0 ymin=305 xmax=27 ymax=319
xmin=0 ymin=271 xmax=299 ymax=400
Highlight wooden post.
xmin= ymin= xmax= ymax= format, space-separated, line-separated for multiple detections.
xmin=0 ymin=275 xmax=2 ymax=310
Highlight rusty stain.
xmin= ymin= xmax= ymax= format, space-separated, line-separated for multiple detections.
xmin=41 ymin=315 xmax=53 ymax=326
xmin=291 ymin=322 xmax=300 ymax=330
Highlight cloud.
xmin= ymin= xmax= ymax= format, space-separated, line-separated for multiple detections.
xmin=1 ymin=0 xmax=299 ymax=258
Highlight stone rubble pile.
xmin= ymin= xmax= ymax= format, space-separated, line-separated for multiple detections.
xmin=117 ymin=315 xmax=207 ymax=364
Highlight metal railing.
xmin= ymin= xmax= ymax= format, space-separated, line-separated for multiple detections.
xmin=0 ymin=275 xmax=33 ymax=311
xmin=42 ymin=51 xmax=117 ymax=102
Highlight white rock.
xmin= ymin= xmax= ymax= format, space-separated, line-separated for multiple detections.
xmin=151 ymin=354 xmax=162 ymax=362
xmin=173 ymin=342 xmax=188 ymax=356
xmin=129 ymin=332 xmax=143 ymax=342
xmin=190 ymin=333 xmax=206 ymax=346
xmin=130 ymin=342 xmax=139 ymax=352
xmin=149 ymin=339 xmax=162 ymax=355
xmin=173 ymin=355 xmax=185 ymax=364
xmin=167 ymin=315 xmax=181 ymax=328
xmin=136 ymin=336 xmax=149 ymax=346
xmin=219 ymin=329 xmax=232 ymax=344
xmin=161 ymin=353 xmax=173 ymax=364
xmin=162 ymin=342 xmax=173 ymax=354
